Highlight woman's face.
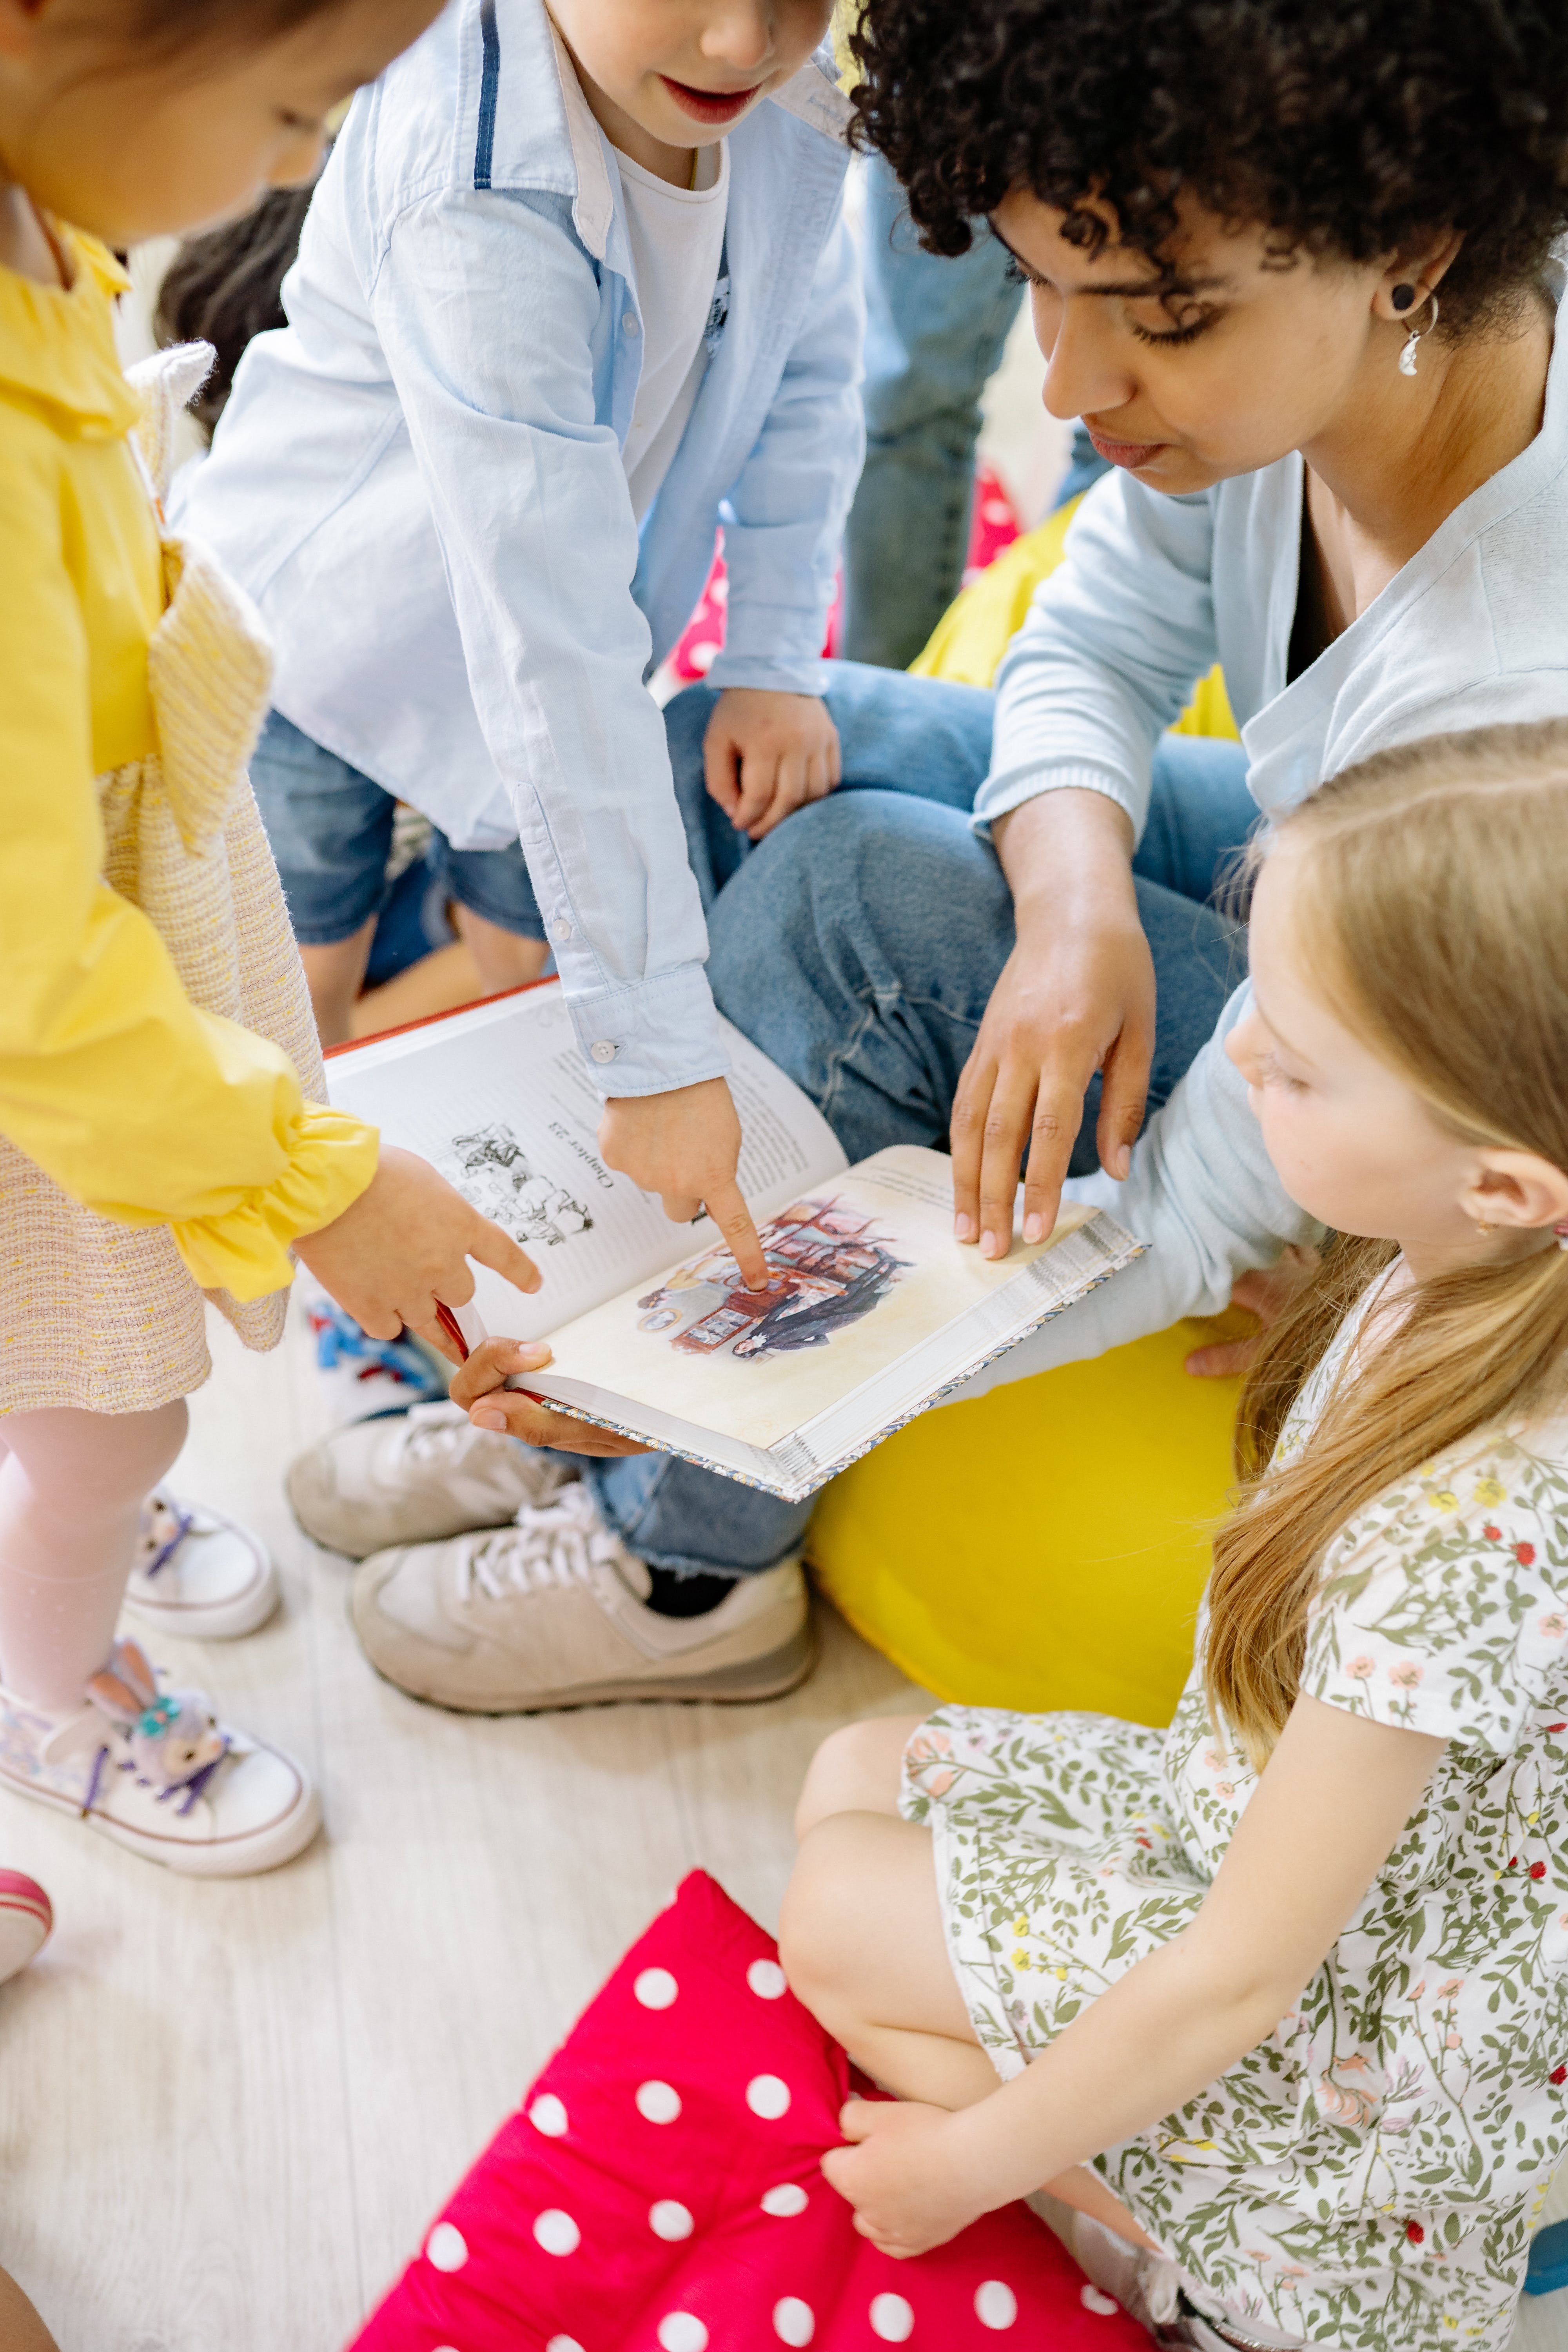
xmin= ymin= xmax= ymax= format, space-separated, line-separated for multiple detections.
xmin=991 ymin=186 xmax=1404 ymax=494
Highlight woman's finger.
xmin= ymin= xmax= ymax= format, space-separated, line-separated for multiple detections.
xmin=949 ymin=1045 xmax=998 ymax=1243
xmin=448 ymin=1337 xmax=553 ymax=1405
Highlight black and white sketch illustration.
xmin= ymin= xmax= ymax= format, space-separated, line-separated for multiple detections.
xmin=438 ymin=1122 xmax=593 ymax=1249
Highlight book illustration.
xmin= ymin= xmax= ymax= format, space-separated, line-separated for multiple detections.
xmin=437 ymin=1122 xmax=594 ymax=1250
xmin=635 ymin=1196 xmax=911 ymax=1364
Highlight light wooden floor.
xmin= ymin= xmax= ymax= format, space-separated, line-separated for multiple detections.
xmin=2 ymin=1307 xmax=1564 ymax=2350
xmin=0 ymin=1306 xmax=931 ymax=2350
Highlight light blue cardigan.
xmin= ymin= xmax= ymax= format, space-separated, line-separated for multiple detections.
xmin=180 ymin=0 xmax=862 ymax=1097
xmin=959 ymin=271 xmax=1568 ymax=1400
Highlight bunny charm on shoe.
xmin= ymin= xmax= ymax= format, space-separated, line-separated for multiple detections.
xmin=0 ymin=1639 xmax=320 ymax=1877
xmin=85 ymin=1640 xmax=226 ymax=1793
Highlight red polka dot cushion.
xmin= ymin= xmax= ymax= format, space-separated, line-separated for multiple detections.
xmin=347 ymin=1870 xmax=1147 ymax=2352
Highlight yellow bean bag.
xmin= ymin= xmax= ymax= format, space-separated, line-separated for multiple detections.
xmin=810 ymin=516 xmax=1244 ymax=1728
xmin=809 ymin=1315 xmax=1245 ymax=1728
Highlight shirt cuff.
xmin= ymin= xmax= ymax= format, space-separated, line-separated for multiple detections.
xmin=170 ymin=1103 xmax=380 ymax=1303
xmin=704 ymin=650 xmax=832 ymax=698
xmin=564 ymin=963 xmax=730 ymax=1099
xmin=972 ymin=761 xmax=1149 ymax=846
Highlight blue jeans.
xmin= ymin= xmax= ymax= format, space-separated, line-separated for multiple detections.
xmin=251 ymin=711 xmax=546 ymax=946
xmin=840 ymin=156 xmax=1109 ymax=670
xmin=584 ymin=663 xmax=1257 ymax=1577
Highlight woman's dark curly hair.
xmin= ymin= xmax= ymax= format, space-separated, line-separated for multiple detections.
xmin=848 ymin=0 xmax=1568 ymax=337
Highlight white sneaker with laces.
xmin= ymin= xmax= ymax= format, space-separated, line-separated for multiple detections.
xmin=122 ymin=1491 xmax=280 ymax=1641
xmin=0 ymin=1641 xmax=319 ymax=1877
xmin=288 ymin=1401 xmax=576 ymax=1558
xmin=352 ymin=1482 xmax=815 ymax=1712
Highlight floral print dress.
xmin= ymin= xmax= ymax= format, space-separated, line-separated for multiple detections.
xmin=902 ymin=1289 xmax=1568 ymax=2350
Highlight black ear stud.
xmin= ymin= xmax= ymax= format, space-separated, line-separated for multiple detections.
xmin=1391 ymin=283 xmax=1417 ymax=312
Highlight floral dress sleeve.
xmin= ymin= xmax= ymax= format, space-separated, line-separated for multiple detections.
xmin=1301 ymin=1431 xmax=1568 ymax=1748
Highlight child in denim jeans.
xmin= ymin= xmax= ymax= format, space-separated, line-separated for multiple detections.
xmin=181 ymin=0 xmax=860 ymax=1287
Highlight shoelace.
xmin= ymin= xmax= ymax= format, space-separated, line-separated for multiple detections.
xmin=398 ymin=1402 xmax=492 ymax=1464
xmin=457 ymin=1485 xmax=624 ymax=1604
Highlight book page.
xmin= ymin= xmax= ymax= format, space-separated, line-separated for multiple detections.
xmin=534 ymin=1145 xmax=1093 ymax=1450
xmin=325 ymin=984 xmax=847 ymax=1339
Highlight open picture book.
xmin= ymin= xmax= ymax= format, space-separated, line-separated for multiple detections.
xmin=326 ymin=983 xmax=1145 ymax=1502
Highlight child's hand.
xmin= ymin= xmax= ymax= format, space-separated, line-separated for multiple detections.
xmin=599 ymin=1076 xmax=773 ymax=1290
xmin=703 ymin=688 xmax=841 ymax=842
xmin=451 ymin=1337 xmax=651 ymax=1457
xmin=295 ymin=1144 xmax=541 ymax=1357
xmin=821 ymin=2097 xmax=986 ymax=2259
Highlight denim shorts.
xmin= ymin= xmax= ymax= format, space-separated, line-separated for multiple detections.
xmin=250 ymin=710 xmax=545 ymax=945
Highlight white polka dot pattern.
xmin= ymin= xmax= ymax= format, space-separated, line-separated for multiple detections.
xmin=760 ymin=2182 xmax=809 ymax=2217
xmin=747 ymin=1958 xmax=788 ymax=1999
xmin=976 ymin=2278 xmax=1019 ymax=2328
xmin=533 ymin=2208 xmax=581 ymax=2256
xmin=529 ymin=2092 xmax=569 ymax=2138
xmin=546 ymin=2339 xmax=586 ymax=2352
xmin=657 ymin=2315 xmax=708 ymax=2352
xmin=869 ymin=2291 xmax=915 ymax=2341
xmin=1081 ymin=2283 xmax=1122 ymax=2316
xmin=650 ymin=2200 xmax=695 ymax=2241
xmin=635 ymin=2078 xmax=682 ymax=2124
xmin=425 ymin=2222 xmax=468 ymax=2272
xmin=635 ymin=1966 xmax=679 ymax=2009
xmin=745 ymin=2073 xmax=791 ymax=2119
xmin=773 ymin=2294 xmax=815 ymax=2344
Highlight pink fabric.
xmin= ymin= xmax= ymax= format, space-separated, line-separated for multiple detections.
xmin=0 ymin=1401 xmax=187 ymax=1710
xmin=348 ymin=1871 xmax=1148 ymax=2352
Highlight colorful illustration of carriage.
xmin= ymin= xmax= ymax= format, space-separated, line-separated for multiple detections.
xmin=635 ymin=1197 xmax=909 ymax=1364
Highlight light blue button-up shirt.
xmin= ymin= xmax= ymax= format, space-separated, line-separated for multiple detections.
xmin=180 ymin=0 xmax=862 ymax=1097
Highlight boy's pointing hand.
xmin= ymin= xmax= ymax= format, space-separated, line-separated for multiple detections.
xmin=599 ymin=1076 xmax=773 ymax=1290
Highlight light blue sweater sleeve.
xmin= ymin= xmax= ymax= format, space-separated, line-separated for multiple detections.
xmin=948 ymin=983 xmax=1323 ymax=1402
xmin=708 ymin=200 xmax=864 ymax=697
xmin=370 ymin=187 xmax=726 ymax=1098
xmin=977 ymin=470 xmax=1223 ymax=844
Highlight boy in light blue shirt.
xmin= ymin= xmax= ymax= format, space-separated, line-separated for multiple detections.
xmin=182 ymin=0 xmax=858 ymax=1283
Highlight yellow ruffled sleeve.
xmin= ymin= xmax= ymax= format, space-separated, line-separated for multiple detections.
xmin=0 ymin=407 xmax=379 ymax=1303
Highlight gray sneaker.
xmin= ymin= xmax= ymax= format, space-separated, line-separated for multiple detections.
xmin=287 ymin=1402 xmax=575 ymax=1558
xmin=350 ymin=1482 xmax=815 ymax=1713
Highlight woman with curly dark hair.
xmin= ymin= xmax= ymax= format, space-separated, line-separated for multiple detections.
xmin=654 ymin=0 xmax=1568 ymax=1353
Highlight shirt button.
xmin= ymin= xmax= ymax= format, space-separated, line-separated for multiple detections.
xmin=590 ymin=1040 xmax=617 ymax=1065
xmin=623 ymin=311 xmax=639 ymax=335
xmin=552 ymin=918 xmax=572 ymax=943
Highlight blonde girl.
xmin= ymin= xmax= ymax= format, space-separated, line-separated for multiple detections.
xmin=782 ymin=721 xmax=1568 ymax=2352
xmin=0 ymin=0 xmax=542 ymax=1880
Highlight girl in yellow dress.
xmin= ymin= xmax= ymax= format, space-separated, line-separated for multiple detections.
xmin=0 ymin=0 xmax=541 ymax=1880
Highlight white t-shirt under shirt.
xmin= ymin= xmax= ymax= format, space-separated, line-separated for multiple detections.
xmin=614 ymin=141 xmax=728 ymax=522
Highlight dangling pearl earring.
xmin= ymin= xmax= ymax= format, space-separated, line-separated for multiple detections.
xmin=1394 ymin=285 xmax=1439 ymax=376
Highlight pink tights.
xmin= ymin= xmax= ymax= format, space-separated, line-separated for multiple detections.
xmin=0 ymin=1402 xmax=187 ymax=1713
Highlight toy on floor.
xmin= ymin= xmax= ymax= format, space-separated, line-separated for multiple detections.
xmin=0 ymin=1869 xmax=52 ymax=1985
xmin=349 ymin=1871 xmax=1147 ymax=2351
xmin=1526 ymin=2218 xmax=1568 ymax=2295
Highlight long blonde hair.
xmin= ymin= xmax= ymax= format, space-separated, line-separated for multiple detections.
xmin=1204 ymin=721 xmax=1568 ymax=1767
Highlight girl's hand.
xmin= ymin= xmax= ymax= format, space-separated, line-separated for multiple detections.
xmin=703 ymin=688 xmax=842 ymax=842
xmin=449 ymin=1337 xmax=651 ymax=1458
xmin=295 ymin=1145 xmax=541 ymax=1352
xmin=821 ymin=2098 xmax=986 ymax=2259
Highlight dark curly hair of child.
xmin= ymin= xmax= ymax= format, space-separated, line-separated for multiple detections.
xmin=847 ymin=0 xmax=1568 ymax=339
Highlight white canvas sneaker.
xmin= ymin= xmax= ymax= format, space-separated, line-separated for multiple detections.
xmin=287 ymin=1402 xmax=577 ymax=1559
xmin=122 ymin=1492 xmax=280 ymax=1641
xmin=351 ymin=1482 xmax=816 ymax=1712
xmin=0 ymin=1641 xmax=319 ymax=1878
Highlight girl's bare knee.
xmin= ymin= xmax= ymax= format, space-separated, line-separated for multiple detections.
xmin=793 ymin=1712 xmax=924 ymax=1841
xmin=779 ymin=1815 xmax=866 ymax=2026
